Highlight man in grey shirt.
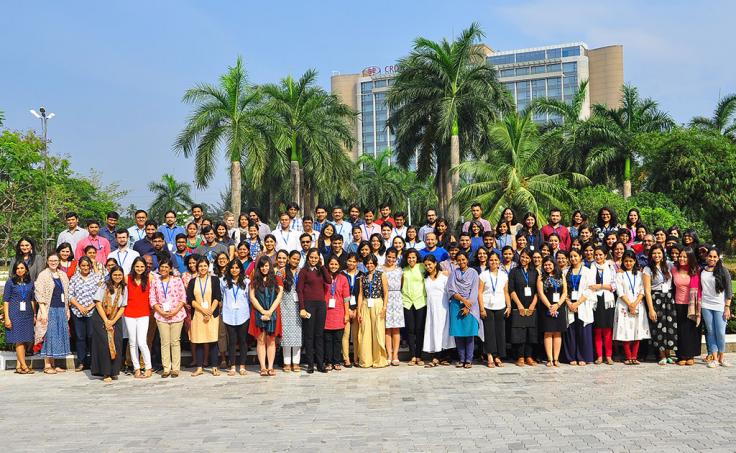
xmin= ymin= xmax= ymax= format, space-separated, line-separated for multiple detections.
xmin=57 ymin=212 xmax=88 ymax=251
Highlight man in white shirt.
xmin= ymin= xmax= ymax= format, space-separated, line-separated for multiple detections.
xmin=287 ymin=202 xmax=303 ymax=232
xmin=330 ymin=206 xmax=352 ymax=250
xmin=389 ymin=212 xmax=408 ymax=240
xmin=127 ymin=209 xmax=148 ymax=248
xmin=360 ymin=208 xmax=381 ymax=240
xmin=298 ymin=233 xmax=312 ymax=268
xmin=418 ymin=208 xmax=438 ymax=243
xmin=57 ymin=212 xmax=88 ymax=251
xmin=271 ymin=212 xmax=300 ymax=252
xmin=111 ymin=229 xmax=140 ymax=275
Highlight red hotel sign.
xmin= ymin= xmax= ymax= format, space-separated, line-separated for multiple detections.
xmin=362 ymin=65 xmax=401 ymax=77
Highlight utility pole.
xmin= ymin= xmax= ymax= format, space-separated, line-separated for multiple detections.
xmin=30 ymin=107 xmax=55 ymax=259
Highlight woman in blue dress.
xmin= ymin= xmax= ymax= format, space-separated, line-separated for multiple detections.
xmin=447 ymin=251 xmax=484 ymax=368
xmin=3 ymin=261 xmax=36 ymax=374
xmin=34 ymin=253 xmax=72 ymax=374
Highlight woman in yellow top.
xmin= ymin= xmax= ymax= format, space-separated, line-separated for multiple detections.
xmin=401 ymin=249 xmax=426 ymax=366
xmin=186 ymin=256 xmax=222 ymax=377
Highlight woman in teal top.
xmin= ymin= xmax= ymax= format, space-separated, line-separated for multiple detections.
xmin=401 ymin=249 xmax=426 ymax=366
xmin=447 ymin=251 xmax=484 ymax=368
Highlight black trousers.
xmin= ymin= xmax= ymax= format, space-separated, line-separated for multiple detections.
xmin=303 ymin=300 xmax=326 ymax=367
xmin=195 ymin=343 xmax=219 ymax=367
xmin=72 ymin=315 xmax=93 ymax=367
xmin=482 ymin=309 xmax=507 ymax=358
xmin=324 ymin=329 xmax=343 ymax=365
xmin=675 ymin=304 xmax=701 ymax=360
xmin=226 ymin=321 xmax=249 ymax=366
xmin=514 ymin=343 xmax=533 ymax=359
xmin=404 ymin=306 xmax=427 ymax=359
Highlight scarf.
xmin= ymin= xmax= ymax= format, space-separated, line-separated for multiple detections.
xmin=592 ymin=262 xmax=616 ymax=310
xmin=446 ymin=264 xmax=484 ymax=342
xmin=102 ymin=287 xmax=123 ymax=359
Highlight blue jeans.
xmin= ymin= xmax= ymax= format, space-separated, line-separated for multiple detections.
xmin=702 ymin=308 xmax=726 ymax=354
xmin=72 ymin=315 xmax=93 ymax=367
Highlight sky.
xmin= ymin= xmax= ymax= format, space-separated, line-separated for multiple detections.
xmin=1 ymin=1 xmax=734 ymax=210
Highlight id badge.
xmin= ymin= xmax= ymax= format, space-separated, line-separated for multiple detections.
xmin=202 ymin=300 xmax=210 ymax=309
xmin=350 ymin=295 xmax=357 ymax=307
xmin=529 ymin=245 xmax=535 ymax=251
xmin=552 ymin=293 xmax=560 ymax=303
xmin=61 ymin=294 xmax=66 ymax=304
xmin=328 ymin=298 xmax=336 ymax=309
xmin=163 ymin=302 xmax=171 ymax=312
xmin=168 ymin=243 xmax=174 ymax=252
xmin=367 ymin=298 xmax=375 ymax=308
xmin=20 ymin=301 xmax=27 ymax=312
xmin=524 ymin=287 xmax=532 ymax=297
xmin=294 ymin=293 xmax=299 ymax=302
xmin=571 ymin=290 xmax=580 ymax=300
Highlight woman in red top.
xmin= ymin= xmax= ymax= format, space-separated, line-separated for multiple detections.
xmin=296 ymin=248 xmax=332 ymax=374
xmin=323 ymin=255 xmax=351 ymax=371
xmin=673 ymin=248 xmax=701 ymax=365
xmin=125 ymin=257 xmax=152 ymax=378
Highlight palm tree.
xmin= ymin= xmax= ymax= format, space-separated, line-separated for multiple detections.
xmin=690 ymin=93 xmax=736 ymax=142
xmin=586 ymin=84 xmax=673 ymax=198
xmin=260 ymin=70 xmax=356 ymax=212
xmin=148 ymin=174 xmax=195 ymax=220
xmin=452 ymin=110 xmax=589 ymax=223
xmin=388 ymin=22 xmax=511 ymax=224
xmin=174 ymin=56 xmax=269 ymax=217
xmin=533 ymin=79 xmax=592 ymax=174
xmin=0 ymin=110 xmax=4 ymax=127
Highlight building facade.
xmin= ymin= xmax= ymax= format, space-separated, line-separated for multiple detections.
xmin=331 ymin=42 xmax=623 ymax=161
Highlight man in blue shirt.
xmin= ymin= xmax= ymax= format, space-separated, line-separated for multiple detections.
xmin=158 ymin=210 xmax=185 ymax=254
xmin=347 ymin=204 xmax=365 ymax=228
xmin=419 ymin=232 xmax=449 ymax=262
xmin=133 ymin=220 xmax=158 ymax=257
xmin=330 ymin=206 xmax=352 ymax=249
xmin=172 ymin=233 xmax=190 ymax=275
xmin=128 ymin=209 xmax=148 ymax=248
xmin=313 ymin=205 xmax=329 ymax=233
xmin=99 ymin=211 xmax=120 ymax=251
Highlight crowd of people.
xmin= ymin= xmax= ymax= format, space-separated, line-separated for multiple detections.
xmin=2 ymin=201 xmax=732 ymax=383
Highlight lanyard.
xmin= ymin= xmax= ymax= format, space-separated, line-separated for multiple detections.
xmin=281 ymin=230 xmax=291 ymax=246
xmin=521 ymin=268 xmax=529 ymax=287
xmin=346 ymin=272 xmax=355 ymax=292
xmin=336 ymin=222 xmax=347 ymax=237
xmin=550 ymin=277 xmax=560 ymax=293
xmin=135 ymin=228 xmax=144 ymax=241
xmin=116 ymin=250 xmax=128 ymax=266
xmin=198 ymin=277 xmax=208 ymax=300
xmin=498 ymin=235 xmax=507 ymax=248
xmin=291 ymin=218 xmax=298 ymax=230
xmin=489 ymin=271 xmax=498 ymax=293
xmin=368 ymin=273 xmax=374 ymax=296
xmin=164 ymin=226 xmax=176 ymax=244
xmin=232 ymin=285 xmax=240 ymax=301
xmin=161 ymin=279 xmax=169 ymax=300
xmin=330 ymin=279 xmax=336 ymax=296
xmin=89 ymin=237 xmax=101 ymax=250
xmin=17 ymin=282 xmax=31 ymax=301
xmin=597 ymin=267 xmax=604 ymax=283
xmin=625 ymin=271 xmax=636 ymax=295
xmin=571 ymin=266 xmax=582 ymax=290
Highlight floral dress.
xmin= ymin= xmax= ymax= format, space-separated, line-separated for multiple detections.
xmin=383 ymin=267 xmax=405 ymax=329
xmin=278 ymin=269 xmax=302 ymax=347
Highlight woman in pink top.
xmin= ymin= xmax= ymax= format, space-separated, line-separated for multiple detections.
xmin=149 ymin=258 xmax=187 ymax=377
xmin=672 ymin=247 xmax=701 ymax=366
xmin=323 ymin=255 xmax=351 ymax=371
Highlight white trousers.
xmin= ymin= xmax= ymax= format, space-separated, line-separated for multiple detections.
xmin=283 ymin=347 xmax=301 ymax=365
xmin=124 ymin=316 xmax=152 ymax=370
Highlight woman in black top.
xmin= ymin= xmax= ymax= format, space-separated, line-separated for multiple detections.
xmin=520 ymin=213 xmax=543 ymax=252
xmin=508 ymin=248 xmax=539 ymax=366
xmin=537 ymin=256 xmax=568 ymax=367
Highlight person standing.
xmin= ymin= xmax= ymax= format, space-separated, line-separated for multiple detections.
xmin=614 ymin=251 xmax=650 ymax=365
xmin=280 ymin=251 xmax=303 ymax=372
xmin=643 ymin=244 xmax=677 ymax=365
xmin=347 ymin=204 xmax=365 ymax=228
xmin=700 ymin=247 xmax=733 ymax=368
xmin=10 ymin=237 xmax=44 ymax=282
xmin=508 ymin=248 xmax=539 ymax=367
xmin=34 ymin=254 xmax=72 ymax=374
xmin=563 ymin=249 xmax=595 ymax=366
xmin=75 ymin=219 xmax=112 ymax=264
xmin=286 ymin=203 xmax=303 ymax=232
xmin=382 ymin=248 xmax=404 ymax=366
xmin=461 ymin=203 xmax=492 ymax=233
xmin=111 ymin=230 xmax=140 ymax=276
xmin=188 ymin=256 xmax=223 ymax=376
xmin=159 ymin=211 xmax=186 ymax=254
xmin=341 ymin=253 xmax=363 ymax=367
xmin=447 ymin=251 xmax=483 ymax=368
xmin=590 ymin=246 xmax=618 ymax=365
xmin=3 ymin=261 xmax=36 ymax=374
xmin=132 ymin=221 xmax=158 ymax=258
xmin=360 ymin=208 xmax=382 ymax=241
xmin=297 ymin=249 xmax=332 ymax=373
xmin=422 ymin=255 xmax=454 ymax=367
xmin=248 ymin=256 xmax=283 ymax=376
xmin=418 ymin=209 xmax=438 ymax=243
xmin=673 ymin=248 xmax=701 ymax=366
xmin=313 ymin=206 xmax=329 ymax=233
xmin=537 ymin=257 xmax=568 ymax=366
xmin=221 ymin=259 xmax=250 ymax=376
xmin=149 ymin=258 xmax=187 ymax=377
xmin=331 ymin=206 xmax=352 ymax=248
xmin=357 ymin=255 xmax=389 ymax=368
xmin=478 ymin=253 xmax=510 ymax=367
xmin=194 ymin=226 xmax=229 ymax=264
xmin=323 ymin=255 xmax=350 ymax=371
xmin=57 ymin=212 xmax=89 ymax=251
xmin=272 ymin=212 xmax=301 ymax=253
xmin=402 ymin=249 xmax=427 ymax=366
xmin=99 ymin=211 xmax=120 ymax=252
xmin=68 ymin=256 xmax=104 ymax=371
xmin=248 ymin=208 xmax=272 ymax=242
xmin=520 ymin=213 xmax=543 ymax=252
xmin=90 ymin=266 xmax=127 ymax=383
xmin=540 ymin=208 xmax=571 ymax=251
xmin=125 ymin=257 xmax=153 ymax=378
xmin=127 ymin=210 xmax=148 ymax=248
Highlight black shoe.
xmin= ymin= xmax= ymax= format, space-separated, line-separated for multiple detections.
xmin=317 ymin=365 xmax=328 ymax=373
xmin=307 ymin=365 xmax=315 ymax=374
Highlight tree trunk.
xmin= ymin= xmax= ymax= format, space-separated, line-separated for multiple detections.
xmin=230 ymin=161 xmax=241 ymax=217
xmin=622 ymin=155 xmax=632 ymax=199
xmin=448 ymin=134 xmax=460 ymax=225
xmin=436 ymin=166 xmax=447 ymax=217
xmin=290 ymin=160 xmax=302 ymax=211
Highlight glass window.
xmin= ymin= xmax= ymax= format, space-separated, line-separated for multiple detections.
xmin=515 ymin=67 xmax=530 ymax=76
xmin=503 ymin=82 xmax=515 ymax=97
xmin=547 ymin=77 xmax=561 ymax=100
xmin=489 ymin=54 xmax=515 ymax=65
xmin=546 ymin=63 xmax=561 ymax=73
xmin=516 ymin=81 xmax=530 ymax=111
xmin=499 ymin=68 xmax=515 ymax=78
xmin=531 ymin=79 xmax=546 ymax=100
xmin=562 ymin=46 xmax=581 ymax=57
xmin=531 ymin=65 xmax=545 ymax=74
xmin=374 ymin=79 xmax=387 ymax=88
xmin=564 ymin=75 xmax=578 ymax=103
xmin=516 ymin=50 xmax=545 ymax=63
xmin=563 ymin=62 xmax=577 ymax=74
xmin=546 ymin=48 xmax=561 ymax=59
xmin=361 ymin=82 xmax=373 ymax=93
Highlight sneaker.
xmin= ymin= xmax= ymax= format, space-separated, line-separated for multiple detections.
xmin=707 ymin=360 xmax=718 ymax=369
xmin=720 ymin=359 xmax=731 ymax=367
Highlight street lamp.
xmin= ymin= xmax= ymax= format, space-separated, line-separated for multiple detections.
xmin=30 ymin=106 xmax=55 ymax=259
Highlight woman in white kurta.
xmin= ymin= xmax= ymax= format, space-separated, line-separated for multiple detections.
xmin=422 ymin=255 xmax=454 ymax=366
xmin=613 ymin=251 xmax=651 ymax=365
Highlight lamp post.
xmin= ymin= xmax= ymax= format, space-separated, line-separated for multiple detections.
xmin=30 ymin=107 xmax=55 ymax=259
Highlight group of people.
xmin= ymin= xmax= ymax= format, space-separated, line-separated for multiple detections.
xmin=2 ymin=202 xmax=732 ymax=383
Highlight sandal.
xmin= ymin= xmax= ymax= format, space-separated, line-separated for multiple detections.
xmin=686 ymin=359 xmax=695 ymax=366
xmin=546 ymin=361 xmax=553 ymax=368
xmin=553 ymin=361 xmax=560 ymax=367
xmin=658 ymin=358 xmax=668 ymax=366
xmin=43 ymin=367 xmax=57 ymax=374
xmin=605 ymin=358 xmax=614 ymax=365
xmin=677 ymin=360 xmax=687 ymax=366
xmin=292 ymin=365 xmax=301 ymax=372
xmin=22 ymin=367 xmax=35 ymax=374
xmin=408 ymin=358 xmax=417 ymax=366
xmin=267 ymin=369 xmax=276 ymax=376
xmin=259 ymin=369 xmax=268 ymax=377
xmin=439 ymin=360 xmax=450 ymax=366
xmin=343 ymin=361 xmax=353 ymax=368
xmin=578 ymin=361 xmax=586 ymax=366
xmin=391 ymin=360 xmax=400 ymax=367
xmin=333 ymin=364 xmax=342 ymax=371
xmin=424 ymin=361 xmax=437 ymax=368
xmin=569 ymin=361 xmax=577 ymax=366
xmin=455 ymin=362 xmax=464 ymax=368
xmin=594 ymin=358 xmax=603 ymax=365
xmin=55 ymin=367 xmax=66 ymax=373
xmin=144 ymin=369 xmax=153 ymax=378
xmin=282 ymin=366 xmax=291 ymax=373
xmin=416 ymin=359 xmax=425 ymax=366
xmin=228 ymin=368 xmax=236 ymax=376
xmin=102 ymin=376 xmax=113 ymax=384
xmin=463 ymin=363 xmax=472 ymax=369
xmin=211 ymin=367 xmax=221 ymax=376
xmin=239 ymin=367 xmax=247 ymax=376
xmin=191 ymin=368 xmax=204 ymax=377
xmin=632 ymin=360 xmax=641 ymax=365
xmin=494 ymin=359 xmax=504 ymax=368
xmin=486 ymin=361 xmax=496 ymax=368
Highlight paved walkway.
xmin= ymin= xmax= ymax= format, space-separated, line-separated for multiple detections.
xmin=1 ymin=356 xmax=735 ymax=452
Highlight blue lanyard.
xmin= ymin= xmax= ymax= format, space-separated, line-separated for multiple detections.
xmin=291 ymin=219 xmax=298 ymax=230
xmin=550 ymin=278 xmax=559 ymax=293
xmin=346 ymin=272 xmax=356 ymax=292
xmin=330 ymin=279 xmax=336 ymax=296
xmin=521 ymin=268 xmax=529 ymax=287
xmin=489 ymin=271 xmax=498 ymax=293
xmin=89 ymin=237 xmax=101 ymax=250
xmin=281 ymin=230 xmax=290 ymax=246
xmin=368 ymin=274 xmax=374 ymax=296
xmin=136 ymin=228 xmax=144 ymax=241
xmin=198 ymin=277 xmax=208 ymax=300
xmin=164 ymin=226 xmax=176 ymax=244
xmin=232 ymin=285 xmax=240 ymax=301
xmin=571 ymin=266 xmax=582 ymax=291
xmin=116 ymin=250 xmax=128 ymax=267
xmin=597 ymin=267 xmax=604 ymax=283
xmin=625 ymin=271 xmax=636 ymax=295
xmin=17 ymin=282 xmax=31 ymax=301
xmin=161 ymin=279 xmax=169 ymax=300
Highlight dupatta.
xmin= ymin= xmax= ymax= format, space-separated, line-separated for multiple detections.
xmin=446 ymin=264 xmax=484 ymax=341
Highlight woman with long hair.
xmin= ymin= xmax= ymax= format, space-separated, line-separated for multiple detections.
xmin=613 ymin=250 xmax=650 ymax=365
xmin=623 ymin=209 xmax=643 ymax=246
xmin=673 ymin=248 xmax=701 ymax=366
xmin=643 ymin=244 xmax=676 ymax=365
xmin=279 ymin=250 xmax=303 ymax=372
xmin=3 ymin=261 xmax=36 ymax=374
xmin=700 ymin=247 xmax=732 ymax=368
xmin=520 ymin=213 xmax=543 ymax=252
xmin=34 ymin=253 xmax=72 ymax=374
xmin=495 ymin=220 xmax=516 ymax=251
xmin=297 ymin=249 xmax=332 ymax=373
xmin=473 ymin=247 xmax=490 ymax=274
xmin=434 ymin=218 xmax=456 ymax=250
xmin=221 ymin=259 xmax=250 ymax=376
xmin=188 ymin=256 xmax=223 ymax=376
xmin=324 ymin=255 xmax=351 ymax=371
xmin=447 ymin=251 xmax=483 ymax=368
xmin=248 ymin=256 xmax=283 ymax=376
xmin=594 ymin=207 xmax=619 ymax=243
xmin=501 ymin=207 xmax=521 ymax=236
xmin=125 ymin=257 xmax=153 ymax=378
xmin=478 ymin=252 xmax=510 ymax=367
xmin=318 ymin=223 xmax=336 ymax=257
xmin=149 ymin=258 xmax=187 ymax=377
xmin=568 ymin=210 xmax=587 ymax=240
xmin=11 ymin=236 xmax=44 ymax=282
xmin=342 ymin=253 xmax=363 ymax=368
xmin=382 ymin=248 xmax=404 ymax=366
xmin=422 ymin=255 xmax=454 ymax=367
xmin=68 ymin=256 xmax=104 ymax=372
xmin=181 ymin=254 xmax=199 ymax=367
xmin=357 ymin=255 xmax=389 ymax=368
xmin=405 ymin=226 xmax=425 ymax=251
xmin=369 ymin=233 xmax=386 ymax=266
xmin=90 ymin=266 xmax=127 ymax=383
xmin=56 ymin=242 xmax=75 ymax=278
xmin=537 ymin=256 xmax=568 ymax=366
xmin=401 ymin=249 xmax=426 ymax=366
xmin=260 ymin=234 xmax=278 ymax=264
xmin=590 ymin=246 xmax=617 ymax=365
xmin=563 ymin=248 xmax=595 ymax=366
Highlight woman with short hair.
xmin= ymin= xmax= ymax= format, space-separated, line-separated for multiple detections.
xmin=68 ymin=256 xmax=104 ymax=372
xmin=34 ymin=253 xmax=72 ymax=374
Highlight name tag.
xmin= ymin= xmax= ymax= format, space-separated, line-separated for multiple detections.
xmin=552 ymin=293 xmax=560 ymax=303
xmin=571 ymin=290 xmax=580 ymax=300
xmin=524 ymin=287 xmax=532 ymax=297
xmin=328 ymin=298 xmax=336 ymax=309
xmin=61 ymin=294 xmax=66 ymax=303
xmin=529 ymin=245 xmax=535 ymax=251
xmin=163 ymin=302 xmax=171 ymax=312
xmin=350 ymin=295 xmax=357 ymax=307
xmin=367 ymin=298 xmax=376 ymax=308
xmin=20 ymin=301 xmax=27 ymax=312
xmin=202 ymin=300 xmax=210 ymax=309
xmin=168 ymin=243 xmax=175 ymax=252
xmin=294 ymin=293 xmax=299 ymax=302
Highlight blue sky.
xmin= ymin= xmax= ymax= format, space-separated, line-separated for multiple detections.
xmin=1 ymin=1 xmax=734 ymax=209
